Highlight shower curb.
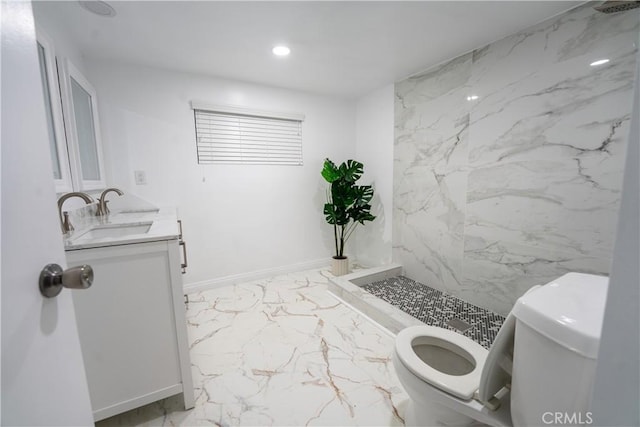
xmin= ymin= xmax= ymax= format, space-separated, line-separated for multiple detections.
xmin=327 ymin=263 xmax=424 ymax=335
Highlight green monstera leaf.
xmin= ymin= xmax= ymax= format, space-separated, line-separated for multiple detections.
xmin=323 ymin=203 xmax=349 ymax=226
xmin=321 ymin=159 xmax=340 ymax=183
xmin=338 ymin=160 xmax=363 ymax=183
xmin=352 ymin=185 xmax=374 ymax=206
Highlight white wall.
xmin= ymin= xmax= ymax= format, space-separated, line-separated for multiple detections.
xmin=592 ymin=52 xmax=639 ymax=427
xmin=84 ymin=60 xmax=356 ymax=288
xmin=354 ymin=84 xmax=394 ymax=267
xmin=32 ymin=4 xmax=88 ymax=76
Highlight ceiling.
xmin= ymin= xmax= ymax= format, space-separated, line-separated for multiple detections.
xmin=33 ymin=1 xmax=583 ymax=99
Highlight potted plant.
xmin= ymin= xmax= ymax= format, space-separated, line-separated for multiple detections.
xmin=321 ymin=158 xmax=376 ymax=276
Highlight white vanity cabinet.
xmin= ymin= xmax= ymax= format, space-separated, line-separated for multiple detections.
xmin=66 ymin=238 xmax=194 ymax=421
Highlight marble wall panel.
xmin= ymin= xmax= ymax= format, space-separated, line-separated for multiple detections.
xmin=393 ymin=4 xmax=639 ymax=315
xmin=394 ymin=53 xmax=472 ymax=294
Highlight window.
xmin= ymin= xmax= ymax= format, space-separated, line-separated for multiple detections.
xmin=36 ymin=28 xmax=106 ymax=192
xmin=192 ymin=103 xmax=304 ymax=165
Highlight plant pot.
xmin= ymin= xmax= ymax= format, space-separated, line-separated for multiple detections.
xmin=331 ymin=256 xmax=349 ymax=276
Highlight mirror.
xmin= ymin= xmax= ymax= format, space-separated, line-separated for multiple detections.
xmin=36 ymin=26 xmax=107 ymax=193
xmin=36 ymin=28 xmax=73 ymax=193
xmin=58 ymin=58 xmax=107 ymax=191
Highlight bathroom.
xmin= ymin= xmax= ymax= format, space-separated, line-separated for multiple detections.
xmin=1 ymin=1 xmax=638 ymax=426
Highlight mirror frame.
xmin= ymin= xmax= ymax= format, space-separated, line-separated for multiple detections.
xmin=35 ymin=27 xmax=73 ymax=193
xmin=58 ymin=58 xmax=107 ymax=191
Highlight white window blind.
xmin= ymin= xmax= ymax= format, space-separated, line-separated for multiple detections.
xmin=193 ymin=104 xmax=304 ymax=166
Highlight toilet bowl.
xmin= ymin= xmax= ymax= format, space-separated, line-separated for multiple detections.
xmin=394 ymin=317 xmax=514 ymax=427
xmin=393 ymin=273 xmax=609 ymax=427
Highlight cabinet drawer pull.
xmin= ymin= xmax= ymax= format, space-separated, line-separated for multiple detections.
xmin=177 ymin=219 xmax=183 ymax=240
xmin=179 ymin=240 xmax=188 ymax=274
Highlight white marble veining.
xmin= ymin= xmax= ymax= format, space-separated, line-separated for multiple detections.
xmin=97 ymin=268 xmax=408 ymax=426
xmin=394 ymin=4 xmax=638 ymax=314
xmin=65 ymin=207 xmax=180 ymax=250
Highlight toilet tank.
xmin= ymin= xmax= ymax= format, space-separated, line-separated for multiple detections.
xmin=510 ymin=273 xmax=609 ymax=427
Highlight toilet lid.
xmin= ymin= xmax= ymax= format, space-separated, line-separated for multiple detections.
xmin=478 ymin=285 xmax=542 ymax=403
xmin=477 ymin=312 xmax=515 ymax=403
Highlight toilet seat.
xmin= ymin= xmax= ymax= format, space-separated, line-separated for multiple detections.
xmin=395 ymin=325 xmax=488 ymax=400
xmin=394 ymin=286 xmax=543 ymax=405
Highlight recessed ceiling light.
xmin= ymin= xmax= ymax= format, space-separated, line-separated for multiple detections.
xmin=590 ymin=59 xmax=610 ymax=66
xmin=78 ymin=1 xmax=116 ymax=17
xmin=466 ymin=95 xmax=479 ymax=101
xmin=272 ymin=46 xmax=291 ymax=57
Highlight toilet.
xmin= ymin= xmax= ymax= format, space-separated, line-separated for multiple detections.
xmin=393 ymin=272 xmax=609 ymax=426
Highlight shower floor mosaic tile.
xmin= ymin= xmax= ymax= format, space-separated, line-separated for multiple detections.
xmin=361 ymin=276 xmax=505 ymax=349
xmin=96 ymin=268 xmax=408 ymax=426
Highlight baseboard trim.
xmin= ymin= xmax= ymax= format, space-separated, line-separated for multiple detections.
xmin=183 ymin=258 xmax=331 ymax=294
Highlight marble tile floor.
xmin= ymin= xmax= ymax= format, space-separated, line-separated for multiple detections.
xmin=97 ymin=268 xmax=408 ymax=426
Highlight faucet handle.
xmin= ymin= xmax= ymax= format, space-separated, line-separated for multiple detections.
xmin=62 ymin=211 xmax=74 ymax=233
xmin=57 ymin=192 xmax=94 ymax=234
xmin=95 ymin=199 xmax=111 ymax=216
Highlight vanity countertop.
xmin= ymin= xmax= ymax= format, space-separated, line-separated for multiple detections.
xmin=65 ymin=207 xmax=180 ymax=251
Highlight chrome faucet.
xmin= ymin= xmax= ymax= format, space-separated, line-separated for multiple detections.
xmin=57 ymin=192 xmax=95 ymax=234
xmin=95 ymin=188 xmax=124 ymax=216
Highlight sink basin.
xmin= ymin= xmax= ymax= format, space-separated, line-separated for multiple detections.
xmin=75 ymin=222 xmax=152 ymax=240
